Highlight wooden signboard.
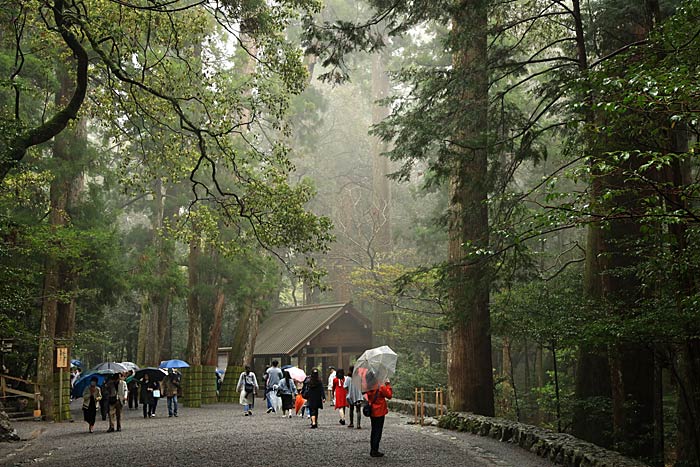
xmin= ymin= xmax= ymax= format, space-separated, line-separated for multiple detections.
xmin=56 ymin=347 xmax=69 ymax=369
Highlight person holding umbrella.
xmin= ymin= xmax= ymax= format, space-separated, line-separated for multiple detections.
xmin=139 ymin=373 xmax=158 ymax=418
xmin=127 ymin=370 xmax=139 ymax=410
xmin=163 ymin=369 xmax=180 ymax=417
xmin=100 ymin=378 xmax=110 ymax=421
xmin=82 ymin=376 xmax=102 ymax=433
xmin=351 ymin=346 xmax=398 ymax=458
xmin=106 ymin=373 xmax=126 ymax=432
xmin=365 ymin=372 xmax=392 ymax=458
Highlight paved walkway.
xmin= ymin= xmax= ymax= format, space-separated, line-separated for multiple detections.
xmin=1 ymin=401 xmax=555 ymax=467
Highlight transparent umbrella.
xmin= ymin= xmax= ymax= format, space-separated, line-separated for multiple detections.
xmin=92 ymin=362 xmax=127 ymax=373
xmin=121 ymin=361 xmax=139 ymax=372
xmin=351 ymin=345 xmax=398 ymax=393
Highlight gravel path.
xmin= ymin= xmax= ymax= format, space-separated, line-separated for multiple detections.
xmin=1 ymin=401 xmax=555 ymax=467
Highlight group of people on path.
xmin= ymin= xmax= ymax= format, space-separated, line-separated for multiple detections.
xmin=81 ymin=369 xmax=181 ymax=433
xmin=235 ymin=361 xmax=393 ymax=458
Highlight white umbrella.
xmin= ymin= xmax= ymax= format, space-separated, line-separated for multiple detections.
xmin=121 ymin=362 xmax=139 ymax=371
xmin=92 ymin=362 xmax=128 ymax=373
xmin=285 ymin=367 xmax=306 ymax=382
xmin=351 ymin=345 xmax=398 ymax=393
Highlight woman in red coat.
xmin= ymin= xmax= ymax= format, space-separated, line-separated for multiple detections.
xmin=332 ymin=368 xmax=348 ymax=425
xmin=365 ymin=378 xmax=392 ymax=457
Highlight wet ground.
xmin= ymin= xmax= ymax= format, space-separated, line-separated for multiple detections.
xmin=0 ymin=400 xmax=555 ymax=467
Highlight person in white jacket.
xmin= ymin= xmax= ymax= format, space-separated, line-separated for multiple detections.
xmin=327 ymin=366 xmax=336 ymax=406
xmin=236 ymin=366 xmax=259 ymax=416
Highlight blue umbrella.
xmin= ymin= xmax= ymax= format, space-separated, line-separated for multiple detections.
xmin=71 ymin=359 xmax=82 ymax=368
xmin=281 ymin=364 xmax=293 ymax=370
xmin=215 ymin=368 xmax=225 ymax=376
xmin=71 ymin=371 xmax=109 ymax=398
xmin=159 ymin=359 xmax=190 ymax=369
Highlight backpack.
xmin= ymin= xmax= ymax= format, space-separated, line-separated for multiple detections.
xmin=243 ymin=373 xmax=255 ymax=393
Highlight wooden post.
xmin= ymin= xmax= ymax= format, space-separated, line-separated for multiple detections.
xmin=414 ymin=387 xmax=418 ymax=424
xmin=441 ymin=388 xmax=444 ymax=416
xmin=420 ymin=387 xmax=425 ymax=426
xmin=56 ymin=346 xmax=69 ymax=422
xmin=435 ymin=388 xmax=438 ymax=417
xmin=58 ymin=367 xmax=63 ymax=422
xmin=439 ymin=388 xmax=444 ymax=416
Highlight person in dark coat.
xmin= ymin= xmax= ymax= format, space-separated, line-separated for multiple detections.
xmin=139 ymin=373 xmax=157 ymax=419
xmin=303 ymin=369 xmax=325 ymax=429
xmin=127 ymin=370 xmax=139 ymax=409
xmin=99 ymin=379 xmax=109 ymax=421
xmin=82 ymin=377 xmax=101 ymax=433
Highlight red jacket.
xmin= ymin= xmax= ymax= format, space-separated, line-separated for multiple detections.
xmin=365 ymin=383 xmax=392 ymax=418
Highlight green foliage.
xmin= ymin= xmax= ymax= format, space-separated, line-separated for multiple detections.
xmin=492 ymin=269 xmax=586 ymax=348
xmin=392 ymin=359 xmax=447 ymax=401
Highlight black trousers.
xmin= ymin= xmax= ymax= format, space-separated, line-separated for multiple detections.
xmin=349 ymin=403 xmax=362 ymax=426
xmin=370 ymin=415 xmax=385 ymax=453
xmin=128 ymin=389 xmax=138 ymax=409
xmin=100 ymin=397 xmax=109 ymax=420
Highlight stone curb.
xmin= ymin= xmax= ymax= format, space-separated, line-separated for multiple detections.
xmin=388 ymin=399 xmax=649 ymax=467
xmin=0 ymin=411 xmax=20 ymax=442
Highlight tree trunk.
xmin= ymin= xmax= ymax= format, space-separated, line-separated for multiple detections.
xmin=202 ymin=288 xmax=226 ymax=366
xmin=535 ymin=344 xmax=545 ymax=424
xmin=37 ymin=269 xmax=58 ymax=421
xmin=535 ymin=345 xmax=545 ymax=388
xmin=446 ymin=0 xmax=494 ymax=416
xmin=136 ymin=298 xmax=149 ymax=365
xmin=570 ymin=0 xmax=617 ymax=446
xmin=370 ymin=47 xmax=394 ymax=343
xmin=242 ymin=303 xmax=261 ymax=367
xmin=228 ymin=300 xmax=254 ymax=368
xmin=523 ymin=340 xmax=531 ymax=393
xmin=665 ymin=125 xmax=699 ymax=467
xmin=676 ymin=341 xmax=700 ymax=467
xmin=573 ymin=193 xmax=613 ymax=444
xmin=144 ymin=299 xmax=161 ymax=365
xmin=37 ymin=63 xmax=85 ymax=422
xmin=157 ymin=296 xmax=170 ymax=362
xmin=502 ymin=337 xmax=512 ymax=381
xmin=594 ymin=7 xmax=660 ymax=456
xmin=187 ymin=237 xmax=202 ymax=366
xmin=140 ymin=179 xmax=167 ymax=366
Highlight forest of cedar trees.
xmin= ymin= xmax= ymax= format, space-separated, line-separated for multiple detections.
xmin=1 ymin=0 xmax=699 ymax=465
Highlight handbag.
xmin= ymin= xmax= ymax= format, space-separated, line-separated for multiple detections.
xmin=153 ymin=389 xmax=161 ymax=398
xmin=363 ymin=388 xmax=380 ymax=418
